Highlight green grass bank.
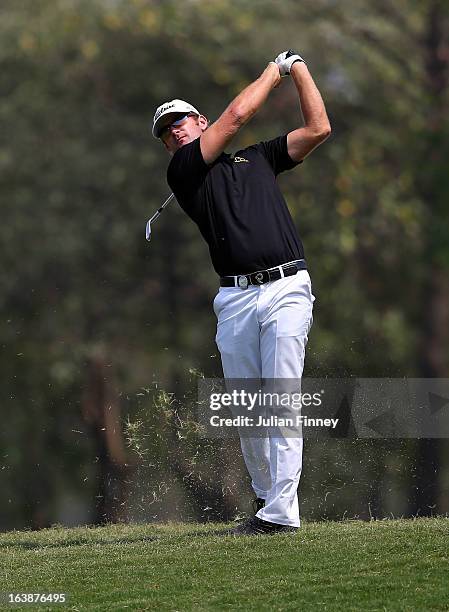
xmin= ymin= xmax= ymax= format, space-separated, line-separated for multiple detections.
xmin=1 ymin=518 xmax=448 ymax=611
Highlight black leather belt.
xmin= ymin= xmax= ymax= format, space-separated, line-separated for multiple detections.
xmin=220 ymin=259 xmax=307 ymax=289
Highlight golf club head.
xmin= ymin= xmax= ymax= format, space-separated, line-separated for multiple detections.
xmin=145 ymin=219 xmax=152 ymax=241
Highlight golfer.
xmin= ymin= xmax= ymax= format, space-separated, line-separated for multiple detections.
xmin=152 ymin=50 xmax=331 ymax=535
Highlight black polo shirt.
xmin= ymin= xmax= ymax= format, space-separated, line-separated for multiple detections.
xmin=167 ymin=134 xmax=305 ymax=276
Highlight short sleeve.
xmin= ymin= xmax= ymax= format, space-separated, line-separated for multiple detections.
xmin=256 ymin=134 xmax=302 ymax=176
xmin=167 ymin=137 xmax=209 ymax=199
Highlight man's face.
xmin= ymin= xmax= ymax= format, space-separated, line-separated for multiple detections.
xmin=159 ymin=113 xmax=208 ymax=155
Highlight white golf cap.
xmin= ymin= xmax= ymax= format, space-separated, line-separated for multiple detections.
xmin=152 ymin=99 xmax=200 ymax=138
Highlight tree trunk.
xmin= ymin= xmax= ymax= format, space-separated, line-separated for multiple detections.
xmin=82 ymin=351 xmax=132 ymax=524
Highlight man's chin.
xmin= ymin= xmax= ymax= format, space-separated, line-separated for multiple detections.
xmin=176 ymin=136 xmax=189 ymax=147
xmin=168 ymin=136 xmax=192 ymax=155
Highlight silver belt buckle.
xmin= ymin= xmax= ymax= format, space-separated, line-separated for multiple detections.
xmin=238 ymin=275 xmax=248 ymax=289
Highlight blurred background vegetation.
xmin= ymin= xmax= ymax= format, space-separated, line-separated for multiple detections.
xmin=1 ymin=0 xmax=448 ymax=531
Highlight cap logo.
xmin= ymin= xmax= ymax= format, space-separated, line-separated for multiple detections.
xmin=154 ymin=102 xmax=176 ymax=121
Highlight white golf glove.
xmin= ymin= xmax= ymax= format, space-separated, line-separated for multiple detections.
xmin=275 ymin=49 xmax=305 ymax=76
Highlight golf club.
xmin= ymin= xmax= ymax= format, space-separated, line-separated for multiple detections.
xmin=145 ymin=193 xmax=175 ymax=241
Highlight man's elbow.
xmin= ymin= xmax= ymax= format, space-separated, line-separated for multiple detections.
xmin=317 ymin=121 xmax=332 ymax=142
xmin=313 ymin=121 xmax=331 ymax=143
xmin=227 ymin=103 xmax=251 ymax=128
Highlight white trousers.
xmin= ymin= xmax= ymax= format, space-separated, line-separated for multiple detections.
xmin=213 ymin=269 xmax=315 ymax=527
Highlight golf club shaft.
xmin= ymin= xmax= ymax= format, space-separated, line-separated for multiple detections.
xmin=149 ymin=193 xmax=175 ymax=224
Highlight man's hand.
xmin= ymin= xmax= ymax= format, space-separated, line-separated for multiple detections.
xmin=275 ymin=49 xmax=305 ymax=77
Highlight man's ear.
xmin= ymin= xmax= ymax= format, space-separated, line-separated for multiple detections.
xmin=198 ymin=114 xmax=209 ymax=131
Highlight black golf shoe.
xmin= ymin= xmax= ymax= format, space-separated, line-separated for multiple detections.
xmin=224 ymin=516 xmax=298 ymax=537
xmin=252 ymin=497 xmax=266 ymax=513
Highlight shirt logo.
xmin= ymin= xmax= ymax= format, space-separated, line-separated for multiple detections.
xmin=233 ymin=156 xmax=249 ymax=163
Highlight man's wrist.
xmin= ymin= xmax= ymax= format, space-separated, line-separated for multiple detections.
xmin=267 ymin=61 xmax=281 ymax=86
xmin=290 ymin=59 xmax=306 ymax=73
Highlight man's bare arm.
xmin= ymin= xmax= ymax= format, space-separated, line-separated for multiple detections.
xmin=287 ymin=62 xmax=331 ymax=162
xmin=200 ymin=63 xmax=281 ymax=165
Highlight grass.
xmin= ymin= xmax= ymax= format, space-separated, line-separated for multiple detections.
xmin=0 ymin=518 xmax=448 ymax=611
